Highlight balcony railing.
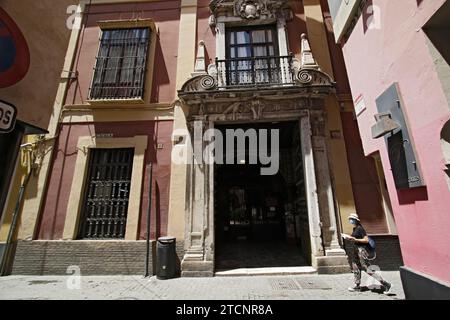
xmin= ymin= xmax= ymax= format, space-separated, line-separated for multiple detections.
xmin=216 ymin=55 xmax=295 ymax=89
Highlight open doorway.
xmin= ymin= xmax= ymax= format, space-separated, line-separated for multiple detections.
xmin=214 ymin=121 xmax=310 ymax=271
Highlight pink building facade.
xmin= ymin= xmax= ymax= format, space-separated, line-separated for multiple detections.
xmin=328 ymin=0 xmax=450 ymax=299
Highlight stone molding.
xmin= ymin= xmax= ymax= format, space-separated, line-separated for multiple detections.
xmin=209 ymin=0 xmax=292 ymax=24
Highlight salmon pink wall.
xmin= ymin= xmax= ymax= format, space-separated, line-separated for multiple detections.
xmin=341 ymin=0 xmax=450 ymax=283
xmin=66 ymin=1 xmax=181 ymax=105
xmin=37 ymin=121 xmax=173 ymax=240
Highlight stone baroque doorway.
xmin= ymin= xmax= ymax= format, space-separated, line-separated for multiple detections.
xmin=177 ymin=34 xmax=348 ymax=276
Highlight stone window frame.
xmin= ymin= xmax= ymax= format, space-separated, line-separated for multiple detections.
xmin=63 ymin=135 xmax=148 ymax=240
xmin=87 ymin=19 xmax=158 ymax=105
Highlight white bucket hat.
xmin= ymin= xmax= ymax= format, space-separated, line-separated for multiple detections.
xmin=348 ymin=213 xmax=360 ymax=221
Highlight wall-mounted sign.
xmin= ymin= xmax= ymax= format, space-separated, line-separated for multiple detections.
xmin=0 ymin=8 xmax=30 ymax=88
xmin=354 ymin=94 xmax=367 ymax=117
xmin=95 ymin=133 xmax=114 ymax=139
xmin=0 ymin=100 xmax=17 ymax=133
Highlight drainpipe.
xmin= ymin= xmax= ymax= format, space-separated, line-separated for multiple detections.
xmin=145 ymin=163 xmax=153 ymax=277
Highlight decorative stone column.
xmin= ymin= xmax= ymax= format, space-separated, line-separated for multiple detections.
xmin=309 ymin=112 xmax=348 ymax=273
xmin=310 ymin=113 xmax=346 ymax=254
xmin=299 ymin=111 xmax=324 ymax=262
xmin=181 ymin=117 xmax=214 ymax=277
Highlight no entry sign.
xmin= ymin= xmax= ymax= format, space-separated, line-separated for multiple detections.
xmin=0 ymin=7 xmax=30 ymax=88
xmin=0 ymin=100 xmax=17 ymax=133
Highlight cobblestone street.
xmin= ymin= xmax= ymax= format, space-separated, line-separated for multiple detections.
xmin=0 ymin=271 xmax=404 ymax=300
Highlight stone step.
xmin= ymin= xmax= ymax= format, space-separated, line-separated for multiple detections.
xmin=214 ymin=266 xmax=317 ymax=277
xmin=315 ymin=255 xmax=349 ymax=267
xmin=317 ymin=265 xmax=351 ymax=275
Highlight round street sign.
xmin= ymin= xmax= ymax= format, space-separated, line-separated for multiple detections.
xmin=0 ymin=100 xmax=17 ymax=133
xmin=0 ymin=7 xmax=30 ymax=88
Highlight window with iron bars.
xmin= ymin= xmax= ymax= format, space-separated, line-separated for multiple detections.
xmin=217 ymin=25 xmax=293 ymax=87
xmin=78 ymin=148 xmax=134 ymax=239
xmin=89 ymin=28 xmax=150 ymax=100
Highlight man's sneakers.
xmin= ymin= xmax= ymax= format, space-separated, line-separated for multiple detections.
xmin=348 ymin=285 xmax=362 ymax=292
xmin=382 ymin=282 xmax=393 ymax=295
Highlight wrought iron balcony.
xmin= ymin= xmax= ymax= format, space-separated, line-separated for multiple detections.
xmin=178 ymin=34 xmax=336 ymax=104
xmin=215 ymin=55 xmax=295 ymax=88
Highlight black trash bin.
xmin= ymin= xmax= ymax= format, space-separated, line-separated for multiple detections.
xmin=156 ymin=236 xmax=177 ymax=280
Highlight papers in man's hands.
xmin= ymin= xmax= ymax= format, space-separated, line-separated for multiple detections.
xmin=341 ymin=233 xmax=353 ymax=240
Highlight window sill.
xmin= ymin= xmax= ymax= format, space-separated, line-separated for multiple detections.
xmin=86 ymin=98 xmax=145 ymax=106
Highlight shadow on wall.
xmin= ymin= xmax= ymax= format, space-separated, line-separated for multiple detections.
xmin=151 ymin=39 xmax=170 ymax=103
xmin=396 ymin=187 xmax=429 ymax=205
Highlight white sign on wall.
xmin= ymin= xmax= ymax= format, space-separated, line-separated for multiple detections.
xmin=354 ymin=94 xmax=367 ymax=117
xmin=0 ymin=100 xmax=17 ymax=133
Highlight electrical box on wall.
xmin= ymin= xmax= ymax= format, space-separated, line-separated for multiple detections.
xmin=375 ymin=83 xmax=425 ymax=189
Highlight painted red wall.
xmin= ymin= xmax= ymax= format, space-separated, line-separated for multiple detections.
xmin=66 ymin=1 xmax=181 ymax=105
xmin=341 ymin=0 xmax=450 ymax=283
xmin=36 ymin=120 xmax=173 ymax=240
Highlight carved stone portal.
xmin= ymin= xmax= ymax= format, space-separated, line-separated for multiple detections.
xmin=178 ymin=32 xmax=347 ymax=276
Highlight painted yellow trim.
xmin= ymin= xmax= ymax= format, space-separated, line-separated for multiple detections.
xmin=167 ymin=0 xmax=198 ymax=241
xmin=325 ymin=100 xmax=357 ymax=234
xmin=98 ymin=19 xmax=156 ymax=30
xmin=61 ymin=102 xmax=174 ymax=122
xmin=62 ymin=135 xmax=148 ymax=241
xmin=303 ymin=0 xmax=334 ymax=77
xmin=175 ymin=0 xmax=198 ymax=91
xmin=180 ymin=0 xmax=197 ymax=8
xmin=61 ymin=109 xmax=174 ymax=123
xmin=65 ymin=102 xmax=173 ymax=110
xmin=0 ymin=144 xmax=27 ymax=242
xmin=303 ymin=0 xmax=357 ymax=233
xmin=18 ymin=4 xmax=86 ymax=241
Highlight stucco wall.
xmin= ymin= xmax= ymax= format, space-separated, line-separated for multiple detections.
xmin=0 ymin=0 xmax=74 ymax=128
xmin=36 ymin=120 xmax=173 ymax=240
xmin=341 ymin=0 xmax=450 ymax=283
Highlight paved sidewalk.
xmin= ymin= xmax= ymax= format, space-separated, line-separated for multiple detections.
xmin=0 ymin=271 xmax=404 ymax=300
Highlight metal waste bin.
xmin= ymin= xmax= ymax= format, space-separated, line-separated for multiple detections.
xmin=156 ymin=236 xmax=177 ymax=280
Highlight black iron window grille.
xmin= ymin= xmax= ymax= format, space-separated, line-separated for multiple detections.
xmin=79 ymin=148 xmax=134 ymax=239
xmin=89 ymin=28 xmax=150 ymax=100
xmin=218 ymin=26 xmax=294 ymax=87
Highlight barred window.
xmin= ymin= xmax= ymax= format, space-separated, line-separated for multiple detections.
xmin=89 ymin=28 xmax=150 ymax=100
xmin=78 ymin=148 xmax=134 ymax=239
